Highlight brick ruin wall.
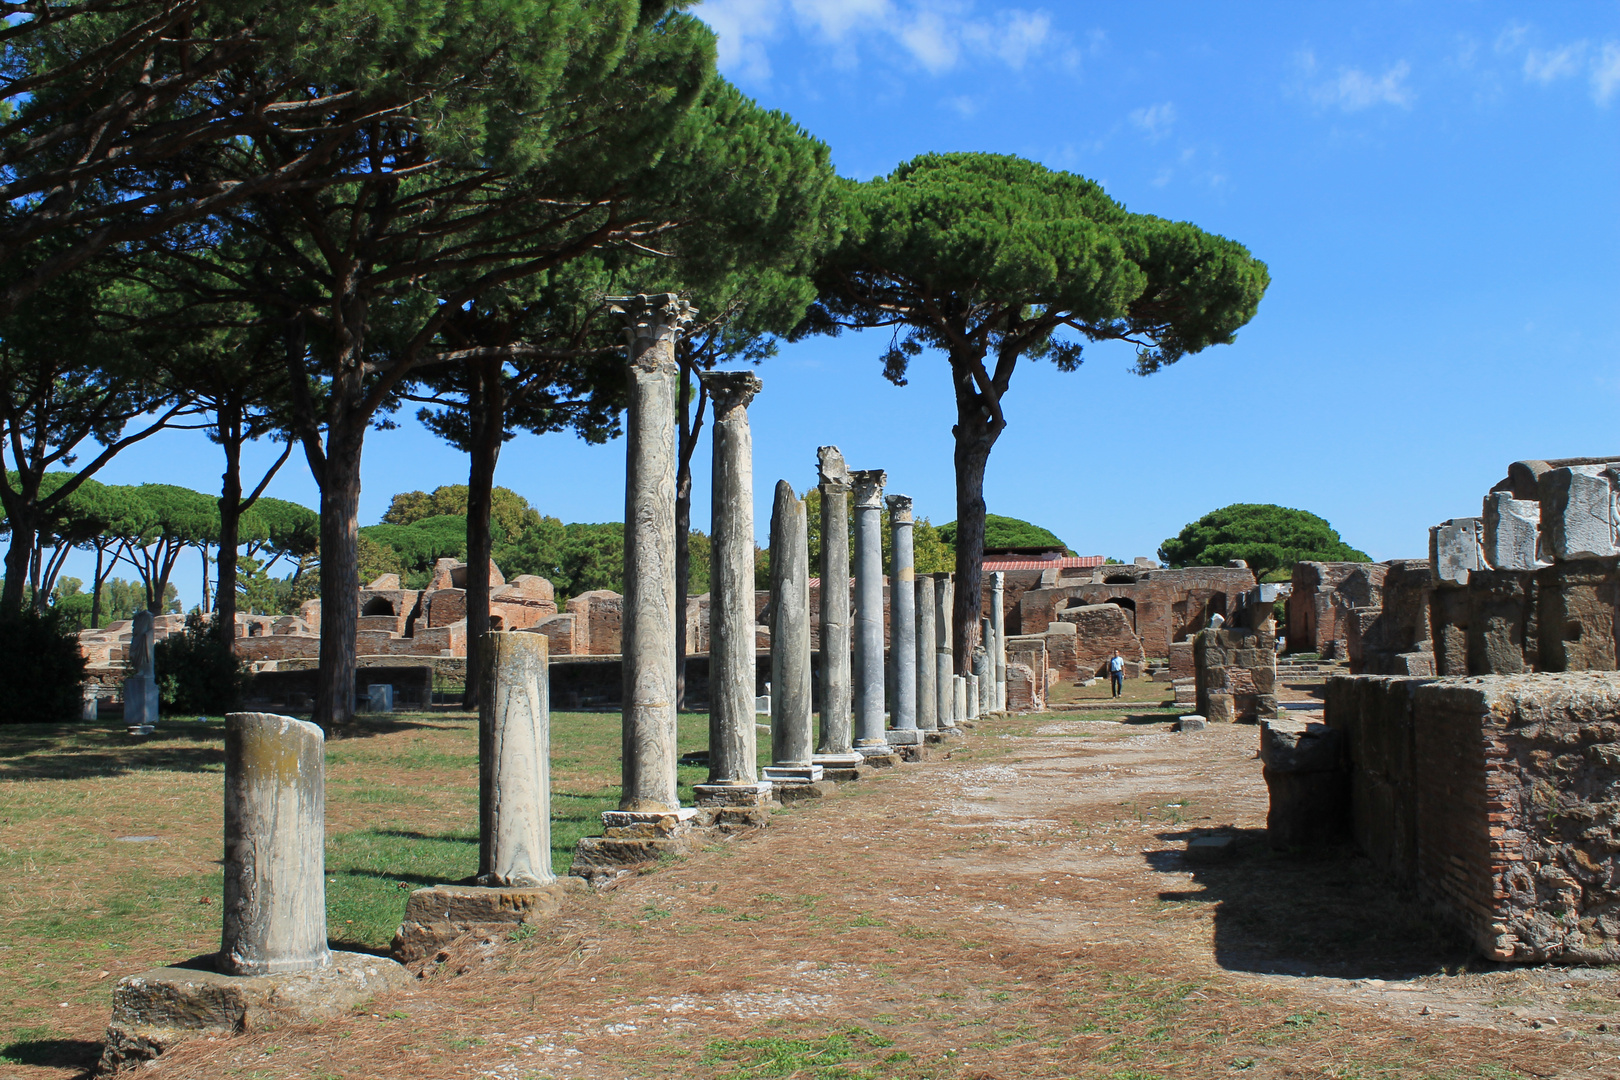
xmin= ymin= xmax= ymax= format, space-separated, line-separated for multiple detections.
xmin=1017 ymin=566 xmax=1256 ymax=657
xmin=1326 ymin=672 xmax=1620 ymax=963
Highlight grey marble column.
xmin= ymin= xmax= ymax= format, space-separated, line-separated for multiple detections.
xmin=478 ymin=632 xmax=552 ymax=887
xmin=767 ymin=481 xmax=817 ymax=779
xmin=971 ymin=640 xmax=990 ymax=720
xmin=851 ymin=469 xmax=889 ymax=750
xmin=915 ymin=574 xmax=937 ymax=731
xmin=886 ymin=495 xmax=917 ymax=741
xmin=991 ymin=571 xmax=1007 ymax=713
xmin=220 ymin=712 xmax=330 ymax=976
xmin=953 ymin=675 xmax=968 ymax=724
xmin=701 ymin=371 xmax=762 ymax=788
xmin=814 ymin=448 xmax=858 ymax=765
xmin=935 ymin=576 xmax=955 ymax=726
xmin=615 ymin=293 xmax=693 ymax=814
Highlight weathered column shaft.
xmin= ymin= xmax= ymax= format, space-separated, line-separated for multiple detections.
xmin=478 ymin=632 xmax=552 ymax=887
xmin=887 ymin=496 xmax=917 ymax=731
xmin=851 ymin=469 xmax=888 ymax=746
xmin=770 ymin=481 xmax=813 ymax=767
xmin=953 ymin=675 xmax=968 ymax=724
xmin=972 ymin=640 xmax=990 ymax=719
xmin=704 ymin=372 xmax=762 ymax=785
xmin=967 ymin=673 xmax=981 ymax=720
xmin=617 ymin=294 xmax=691 ymax=813
xmin=991 ymin=572 xmax=1007 ymax=712
xmin=220 ymin=712 xmax=329 ymax=976
xmin=816 ymin=447 xmax=853 ymax=757
xmin=935 ymin=576 xmax=955 ymax=725
xmin=915 ymin=574 xmax=937 ymax=730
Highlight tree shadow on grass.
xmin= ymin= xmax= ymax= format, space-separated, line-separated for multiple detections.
xmin=1144 ymin=827 xmax=1474 ymax=980
xmin=0 ymin=1036 xmax=101 ymax=1075
xmin=373 ymin=829 xmax=477 ymax=845
xmin=340 ymin=867 xmax=460 ymax=887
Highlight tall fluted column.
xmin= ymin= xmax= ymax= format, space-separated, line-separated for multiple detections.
xmin=700 ymin=371 xmax=762 ymax=790
xmin=886 ymin=495 xmax=917 ymax=743
xmin=915 ymin=574 xmax=937 ymax=731
xmin=765 ymin=481 xmax=821 ymax=783
xmin=991 ymin=571 xmax=1007 ymax=713
xmin=814 ymin=447 xmax=859 ymax=765
xmin=616 ymin=293 xmax=692 ymax=813
xmin=935 ymin=576 xmax=955 ymax=727
xmin=478 ymin=632 xmax=552 ymax=887
xmin=851 ymin=469 xmax=889 ymax=751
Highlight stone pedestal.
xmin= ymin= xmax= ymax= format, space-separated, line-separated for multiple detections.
xmin=816 ymin=447 xmax=854 ymax=758
xmin=101 ymin=952 xmax=412 ymax=1072
xmin=704 ymin=371 xmax=764 ymax=787
xmin=851 ymin=469 xmax=889 ymax=751
xmin=935 ymin=577 xmax=955 ymax=727
xmin=886 ymin=728 xmax=923 ymax=745
xmin=572 ymin=808 xmax=705 ymax=884
xmin=392 ymin=879 xmax=587 ymax=962
xmin=693 ymin=782 xmax=773 ymax=807
xmin=763 ymin=764 xmax=825 ymax=783
xmin=478 ymin=632 xmax=552 ymax=888
xmin=221 ymin=713 xmax=329 ymax=976
xmin=887 ymin=495 xmax=917 ymax=732
xmin=616 ymin=293 xmax=693 ymax=813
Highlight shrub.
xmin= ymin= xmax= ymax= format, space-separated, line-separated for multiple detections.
xmin=0 ymin=608 xmax=87 ymax=724
xmin=154 ymin=611 xmax=243 ymax=714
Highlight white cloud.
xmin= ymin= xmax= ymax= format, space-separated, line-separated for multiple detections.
xmin=1495 ymin=22 xmax=1530 ymax=55
xmin=1129 ymin=101 xmax=1176 ymax=141
xmin=1595 ymin=42 xmax=1620 ymax=105
xmin=1524 ymin=41 xmax=1587 ymax=83
xmin=1310 ymin=60 xmax=1414 ymax=111
xmin=789 ymin=0 xmax=893 ymax=42
xmin=946 ymin=94 xmax=979 ymax=118
xmin=702 ymin=0 xmax=781 ymax=83
xmin=897 ymin=10 xmax=959 ymax=73
xmin=699 ymin=0 xmax=1059 ymax=81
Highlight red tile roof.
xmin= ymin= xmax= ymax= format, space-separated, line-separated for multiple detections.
xmin=982 ymin=555 xmax=1106 ymax=571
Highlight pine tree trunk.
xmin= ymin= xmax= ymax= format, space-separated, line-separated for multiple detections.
xmin=1 ymin=508 xmax=34 ymax=617
xmin=949 ymin=354 xmax=1005 ymax=672
xmin=313 ymin=420 xmax=365 ymax=735
xmin=215 ymin=397 xmax=243 ymax=647
xmin=462 ymin=358 xmax=503 ymax=710
xmin=91 ymin=546 xmax=104 ymax=628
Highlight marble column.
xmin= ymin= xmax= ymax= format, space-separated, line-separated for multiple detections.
xmin=123 ymin=609 xmax=158 ymax=732
xmin=953 ymin=675 xmax=968 ymax=725
xmin=765 ymin=481 xmax=821 ymax=783
xmin=220 ymin=712 xmax=330 ymax=976
xmin=991 ymin=572 xmax=1007 ymax=713
xmin=478 ymin=631 xmax=552 ymax=887
xmin=935 ymin=576 xmax=955 ymax=727
xmin=699 ymin=371 xmax=765 ymax=795
xmin=615 ymin=293 xmax=693 ymax=814
xmin=814 ymin=448 xmax=860 ymax=766
xmin=915 ymin=574 xmax=937 ymax=731
xmin=971 ymin=639 xmax=990 ymax=720
xmin=885 ymin=495 xmax=918 ymax=744
xmin=851 ymin=469 xmax=889 ymax=752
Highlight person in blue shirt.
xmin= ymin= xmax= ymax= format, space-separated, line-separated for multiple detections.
xmin=1108 ymin=651 xmax=1124 ymax=698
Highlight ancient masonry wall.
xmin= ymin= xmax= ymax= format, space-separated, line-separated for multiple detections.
xmin=1327 ymin=671 xmax=1620 ymax=963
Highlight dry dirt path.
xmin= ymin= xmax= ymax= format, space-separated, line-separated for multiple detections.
xmin=151 ymin=716 xmax=1620 ymax=1080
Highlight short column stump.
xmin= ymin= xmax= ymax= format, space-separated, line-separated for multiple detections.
xmin=391 ymin=879 xmax=587 ymax=963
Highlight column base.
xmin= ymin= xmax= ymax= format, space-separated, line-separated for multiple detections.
xmin=885 ymin=728 xmax=923 ymax=745
xmin=601 ymin=807 xmax=699 ymax=830
xmin=762 ymin=764 xmax=825 ymax=784
xmin=812 ymin=751 xmax=865 ymax=767
xmin=101 ymin=951 xmax=411 ymax=1072
xmin=693 ymin=782 xmax=774 ymax=807
xmin=820 ymin=764 xmax=874 ymax=782
xmin=855 ymin=742 xmax=894 ymax=756
xmin=775 ymin=780 xmax=837 ymax=803
xmin=392 ymin=879 xmax=585 ymax=963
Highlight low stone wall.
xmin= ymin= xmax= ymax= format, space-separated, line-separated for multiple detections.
xmin=1326 ymin=671 xmax=1620 ymax=963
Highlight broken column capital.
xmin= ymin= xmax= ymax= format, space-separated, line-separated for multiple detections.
xmin=851 ymin=469 xmax=886 ymax=509
xmin=699 ymin=369 xmax=762 ymax=419
xmin=816 ymin=445 xmax=851 ymax=491
xmin=610 ymin=293 xmax=696 ymax=367
xmin=885 ymin=494 xmax=913 ymax=524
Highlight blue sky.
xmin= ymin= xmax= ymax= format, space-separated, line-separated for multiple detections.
xmin=71 ymin=0 xmax=1619 ymax=608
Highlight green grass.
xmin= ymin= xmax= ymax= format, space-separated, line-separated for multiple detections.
xmin=699 ymin=1026 xmax=910 ymax=1079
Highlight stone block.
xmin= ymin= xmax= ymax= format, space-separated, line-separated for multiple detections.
xmin=1483 ymin=491 xmax=1544 ymax=571
xmin=1174 ymin=715 xmax=1206 ymax=732
xmin=775 ymin=780 xmax=836 ymax=803
xmin=693 ymin=783 xmax=774 ymax=808
xmin=1540 ymin=465 xmax=1618 ymax=561
xmin=391 ymin=880 xmax=585 ymax=963
xmin=1185 ymin=835 xmax=1237 ymax=862
xmin=821 ymin=765 xmax=874 ymax=782
xmin=1430 ymin=517 xmax=1484 ymax=586
xmin=101 ymin=951 xmax=410 ymax=1071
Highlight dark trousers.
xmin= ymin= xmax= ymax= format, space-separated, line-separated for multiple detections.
xmin=1110 ymin=670 xmax=1123 ymax=696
